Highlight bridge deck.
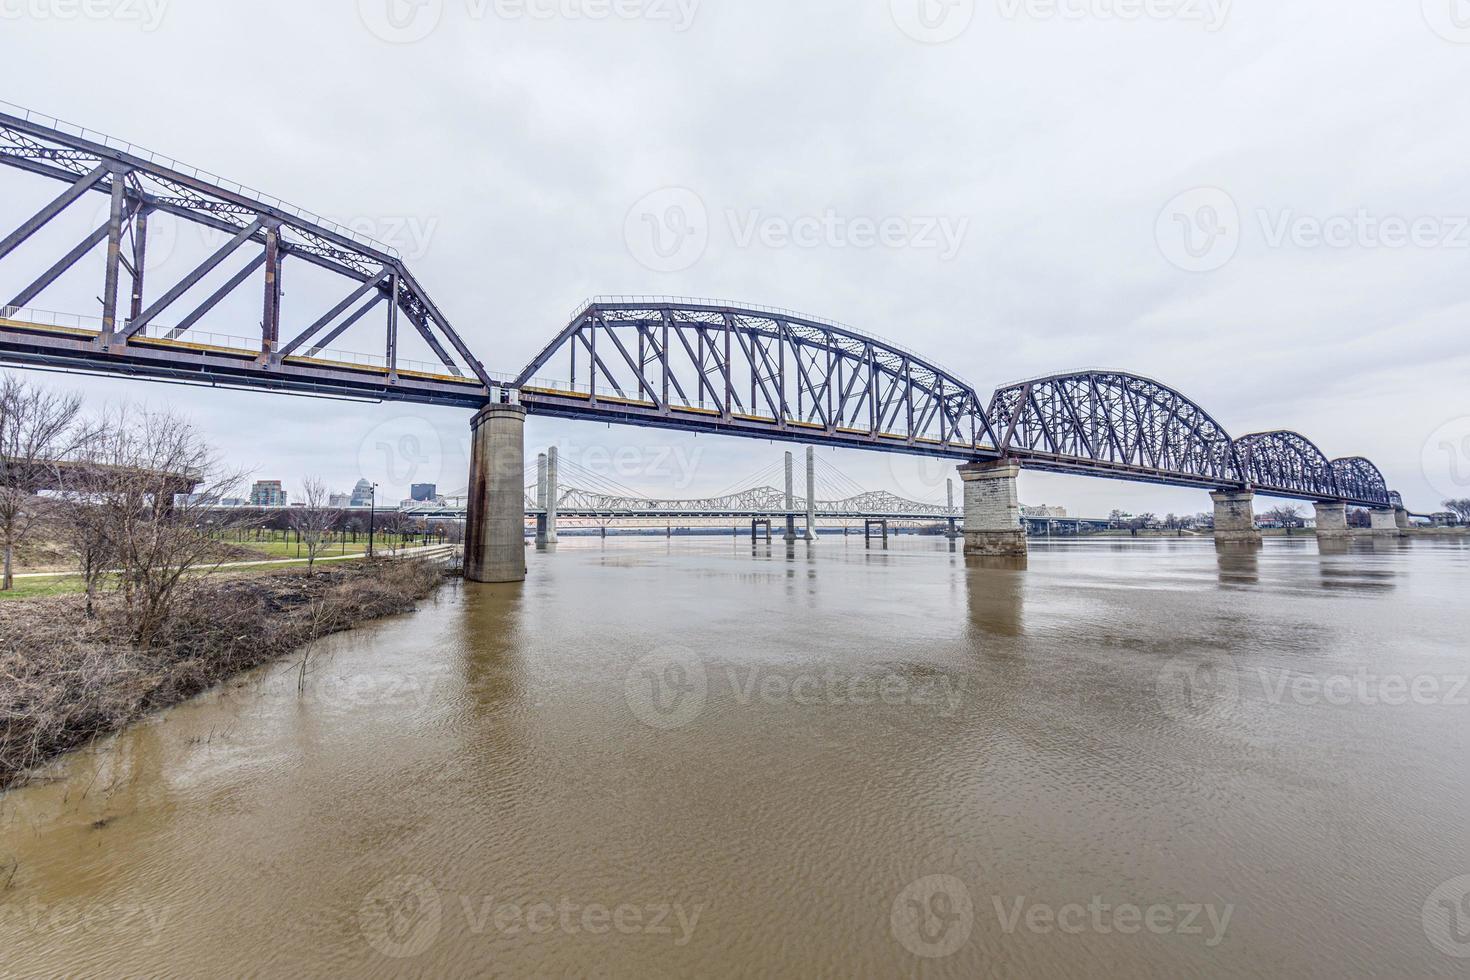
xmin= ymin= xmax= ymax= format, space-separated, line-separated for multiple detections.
xmin=0 ymin=317 xmax=489 ymax=408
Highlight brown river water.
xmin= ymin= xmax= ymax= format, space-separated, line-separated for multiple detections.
xmin=2 ymin=536 xmax=1468 ymax=978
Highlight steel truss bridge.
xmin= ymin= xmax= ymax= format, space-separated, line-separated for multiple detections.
xmin=409 ymin=485 xmax=964 ymax=523
xmin=0 ymin=106 xmax=1403 ymax=510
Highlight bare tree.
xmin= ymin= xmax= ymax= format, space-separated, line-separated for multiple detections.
xmin=1443 ymin=499 xmax=1470 ymax=524
xmin=88 ymin=406 xmax=250 ymax=649
xmin=0 ymin=376 xmax=86 ymax=590
xmin=374 ymin=510 xmax=413 ymax=556
xmin=289 ymin=478 xmax=341 ymax=576
xmin=55 ymin=476 xmax=115 ymax=618
xmin=1264 ymin=504 xmax=1303 ymax=527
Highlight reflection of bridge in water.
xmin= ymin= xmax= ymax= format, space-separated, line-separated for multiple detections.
xmin=0 ymin=104 xmax=1416 ymax=583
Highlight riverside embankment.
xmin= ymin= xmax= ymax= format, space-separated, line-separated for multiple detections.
xmin=0 ymin=556 xmax=452 ymax=791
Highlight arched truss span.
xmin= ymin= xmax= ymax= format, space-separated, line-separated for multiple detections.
xmin=1331 ymin=458 xmax=1392 ymax=507
xmin=0 ymin=104 xmax=489 ymax=406
xmin=515 ymin=299 xmax=1000 ymax=457
xmin=1234 ymin=431 xmax=1338 ymax=499
xmin=987 ymin=372 xmax=1239 ymax=488
xmin=515 ymin=483 xmax=958 ymax=518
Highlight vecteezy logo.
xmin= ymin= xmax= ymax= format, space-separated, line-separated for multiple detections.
xmin=890 ymin=0 xmax=976 ymax=43
xmin=1156 ymin=654 xmax=1240 ymax=724
xmin=357 ymin=416 xmax=445 ymax=489
xmin=1422 ymin=417 xmax=1470 ymax=501
xmin=359 ymin=875 xmax=443 ymax=958
xmin=624 ymin=188 xmax=708 ymax=273
xmin=358 ymin=0 xmax=444 ymax=43
xmin=1423 ymin=875 xmax=1470 ymax=958
xmin=890 ymin=875 xmax=974 ymax=958
xmin=625 ymin=645 xmax=707 ymax=729
xmin=1156 ymin=187 xmax=1241 ymax=273
xmin=1422 ymin=0 xmax=1470 ymax=43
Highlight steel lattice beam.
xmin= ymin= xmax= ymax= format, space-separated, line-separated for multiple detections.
xmin=0 ymin=105 xmax=492 ymax=407
xmin=516 ymin=299 xmax=1000 ymax=460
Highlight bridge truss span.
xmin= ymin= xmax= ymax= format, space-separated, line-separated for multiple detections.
xmin=988 ymin=371 xmax=1240 ymax=490
xmin=0 ymin=104 xmax=491 ymax=407
xmin=515 ymin=299 xmax=1001 ymax=459
xmin=1331 ymin=457 xmax=1392 ymax=507
xmin=1234 ymin=430 xmax=1338 ymax=501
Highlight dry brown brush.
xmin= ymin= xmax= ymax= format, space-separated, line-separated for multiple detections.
xmin=0 ymin=559 xmax=446 ymax=791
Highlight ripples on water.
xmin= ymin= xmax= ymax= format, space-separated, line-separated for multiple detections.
xmin=2 ymin=536 xmax=1467 ymax=978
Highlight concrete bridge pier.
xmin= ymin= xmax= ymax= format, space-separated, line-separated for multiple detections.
xmin=545 ymin=446 xmax=559 ymax=544
xmin=945 ymin=479 xmax=961 ymax=540
xmin=535 ymin=452 xmax=550 ymax=546
xmin=784 ymin=452 xmax=798 ymax=542
xmin=958 ymin=461 xmax=1027 ymax=557
xmin=1395 ymin=505 xmax=1412 ymax=532
xmin=1370 ymin=508 xmax=1404 ymax=536
xmin=804 ymin=447 xmax=817 ymax=541
xmin=1313 ymin=501 xmax=1349 ymax=540
xmin=1211 ymin=489 xmax=1261 ymax=546
xmin=465 ymin=402 xmax=527 ymax=584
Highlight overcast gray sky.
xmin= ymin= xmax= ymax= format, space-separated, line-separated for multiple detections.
xmin=2 ymin=0 xmax=1468 ymax=515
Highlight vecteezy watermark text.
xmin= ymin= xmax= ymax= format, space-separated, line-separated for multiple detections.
xmin=889 ymin=875 xmax=1233 ymax=959
xmin=358 ymin=875 xmax=704 ymax=959
xmin=1157 ymin=187 xmax=1470 ymax=273
xmin=0 ymin=0 xmax=168 ymax=30
xmin=0 ymin=899 xmax=172 ymax=947
xmin=624 ymin=188 xmax=970 ymax=273
xmin=996 ymin=0 xmax=1231 ymax=31
xmin=358 ymin=0 xmax=698 ymax=44
xmin=625 ymin=646 xmax=968 ymax=730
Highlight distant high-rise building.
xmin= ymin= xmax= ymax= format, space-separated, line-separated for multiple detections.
xmin=250 ymin=480 xmax=287 ymax=508
xmin=411 ymin=483 xmax=438 ymax=502
xmin=329 ymin=493 xmax=352 ymax=509
xmin=350 ymin=479 xmax=375 ymax=507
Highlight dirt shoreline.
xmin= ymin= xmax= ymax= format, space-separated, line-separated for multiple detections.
xmin=0 ymin=559 xmax=451 ymax=792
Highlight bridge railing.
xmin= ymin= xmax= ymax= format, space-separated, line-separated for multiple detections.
xmin=569 ymin=295 xmax=972 ymax=381
xmin=0 ymin=101 xmax=398 ymax=258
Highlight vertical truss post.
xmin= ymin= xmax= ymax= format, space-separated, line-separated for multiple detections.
xmin=386 ymin=272 xmax=400 ymax=381
xmin=661 ymin=309 xmax=671 ymax=409
xmin=129 ymin=206 xmax=149 ymax=322
xmin=100 ymin=169 xmax=127 ymax=342
xmin=261 ymin=223 xmax=281 ymax=360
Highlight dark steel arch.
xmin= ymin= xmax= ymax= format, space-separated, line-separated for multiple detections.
xmin=516 ymin=298 xmax=1000 ymax=456
xmin=1234 ymin=430 xmax=1338 ymax=499
xmin=1331 ymin=457 xmax=1392 ymax=507
xmin=0 ymin=104 xmax=490 ymax=406
xmin=987 ymin=371 xmax=1240 ymax=488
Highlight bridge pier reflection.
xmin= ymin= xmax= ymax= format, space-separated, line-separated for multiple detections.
xmin=1216 ymin=543 xmax=1260 ymax=586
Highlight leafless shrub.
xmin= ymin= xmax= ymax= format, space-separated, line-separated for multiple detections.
xmin=0 ymin=375 xmax=87 ymax=590
xmin=76 ymin=405 xmax=253 ymax=649
xmin=0 ymin=559 xmax=447 ymax=789
xmin=289 ymin=477 xmax=341 ymax=576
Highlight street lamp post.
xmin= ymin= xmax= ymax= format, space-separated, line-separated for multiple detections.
xmin=367 ymin=483 xmax=378 ymax=559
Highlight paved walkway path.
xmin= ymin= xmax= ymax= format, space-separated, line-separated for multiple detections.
xmin=13 ymin=544 xmax=460 ymax=581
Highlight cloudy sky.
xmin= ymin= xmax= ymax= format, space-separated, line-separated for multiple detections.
xmin=2 ymin=0 xmax=1468 ymax=515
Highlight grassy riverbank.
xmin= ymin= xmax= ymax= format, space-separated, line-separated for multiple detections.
xmin=0 ymin=559 xmax=450 ymax=792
